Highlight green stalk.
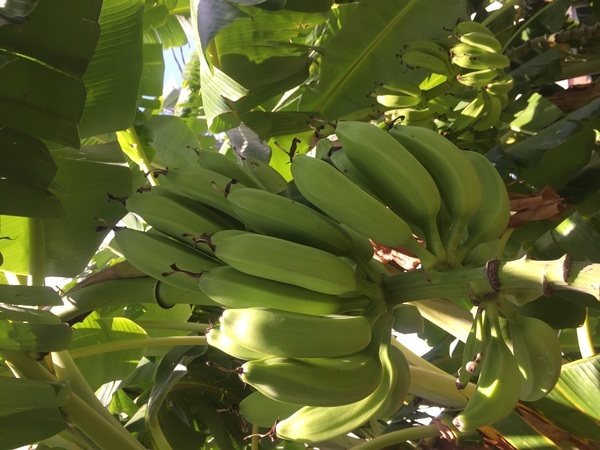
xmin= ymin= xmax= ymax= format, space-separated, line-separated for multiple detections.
xmin=28 ymin=217 xmax=46 ymax=286
xmin=69 ymin=336 xmax=207 ymax=359
xmin=576 ymin=308 xmax=596 ymax=358
xmin=351 ymin=424 xmax=441 ymax=450
xmin=384 ymin=257 xmax=600 ymax=308
xmin=134 ymin=320 xmax=210 ymax=333
xmin=1 ymin=351 xmax=146 ymax=450
xmin=116 ymin=127 xmax=159 ymax=187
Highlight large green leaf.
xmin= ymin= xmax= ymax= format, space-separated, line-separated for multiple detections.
xmin=70 ymin=312 xmax=148 ymax=391
xmin=299 ymin=0 xmax=468 ymax=119
xmin=0 ymin=408 xmax=67 ymax=450
xmin=0 ymin=320 xmax=72 ymax=352
xmin=0 ymin=285 xmax=63 ymax=306
xmin=79 ymin=0 xmax=145 ymax=137
xmin=146 ymin=115 xmax=199 ymax=167
xmin=0 ymin=377 xmax=70 ymax=414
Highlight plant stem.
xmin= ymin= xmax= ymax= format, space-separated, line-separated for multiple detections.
xmin=69 ymin=336 xmax=207 ymax=359
xmin=384 ymin=257 xmax=600 ymax=308
xmin=134 ymin=320 xmax=210 ymax=333
xmin=28 ymin=217 xmax=46 ymax=286
xmin=576 ymin=308 xmax=596 ymax=358
xmin=351 ymin=424 xmax=441 ymax=450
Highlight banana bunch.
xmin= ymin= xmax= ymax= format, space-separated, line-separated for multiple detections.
xmin=449 ymin=21 xmax=512 ymax=130
xmin=452 ymin=298 xmax=563 ymax=431
xmin=399 ymin=39 xmax=455 ymax=78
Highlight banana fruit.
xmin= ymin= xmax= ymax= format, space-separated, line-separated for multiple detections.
xmin=219 ymin=307 xmax=372 ymax=358
xmin=238 ymin=391 xmax=302 ymax=428
xmin=275 ymin=314 xmax=399 ymax=443
xmin=453 ymin=301 xmax=521 ymax=432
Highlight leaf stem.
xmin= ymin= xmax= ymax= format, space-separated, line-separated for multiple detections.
xmin=576 ymin=308 xmax=596 ymax=358
xmin=69 ymin=336 xmax=207 ymax=359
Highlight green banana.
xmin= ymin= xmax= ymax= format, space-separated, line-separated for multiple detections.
xmin=237 ymin=391 xmax=302 ymax=428
xmin=275 ymin=314 xmax=397 ymax=443
xmin=373 ymin=80 xmax=422 ymax=98
xmin=454 ymin=21 xmax=496 ymax=38
xmin=291 ymin=154 xmax=436 ymax=267
xmin=242 ymin=158 xmax=288 ymax=194
xmin=393 ymin=107 xmax=435 ymax=129
xmin=485 ymin=74 xmax=514 ymax=95
xmin=456 ymin=68 xmax=500 ymax=88
xmin=452 ymin=301 xmax=521 ymax=432
xmin=340 ymin=224 xmax=375 ymax=262
xmin=450 ymin=92 xmax=486 ymax=131
xmin=400 ymin=50 xmax=452 ymax=76
xmin=456 ymin=306 xmax=487 ymax=390
xmin=375 ymin=93 xmax=423 ymax=109
xmin=219 ymin=307 xmax=372 ymax=358
xmin=388 ymin=125 xmax=483 ymax=258
xmin=455 ymin=151 xmax=510 ymax=263
xmin=213 ymin=231 xmax=361 ymax=296
xmin=226 ymin=187 xmax=359 ymax=258
xmin=124 ymin=187 xmax=237 ymax=248
xmin=328 ymin=147 xmax=379 ymax=197
xmin=197 ymin=266 xmax=371 ymax=315
xmin=451 ymin=52 xmax=510 ymax=70
xmin=472 ymin=90 xmax=502 ymax=131
xmin=336 ymin=121 xmax=446 ymax=261
xmin=239 ymin=338 xmax=383 ymax=406
xmin=111 ymin=228 xmax=222 ymax=293
xmin=458 ymin=31 xmax=502 ymax=53
xmin=157 ymin=167 xmax=245 ymax=219
xmin=206 ymin=326 xmax=270 ymax=361
xmin=450 ymin=42 xmax=487 ymax=57
xmin=374 ymin=343 xmax=410 ymax=420
xmin=196 ymin=150 xmax=266 ymax=190
xmin=506 ymin=309 xmax=562 ymax=401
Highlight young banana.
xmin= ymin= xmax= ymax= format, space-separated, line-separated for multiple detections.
xmin=196 ymin=150 xmax=266 ymax=190
xmin=472 ymin=90 xmax=502 ymax=131
xmin=456 ymin=306 xmax=487 ymax=390
xmin=451 ymin=52 xmax=510 ymax=70
xmin=485 ymin=74 xmax=514 ymax=95
xmin=455 ymin=151 xmax=510 ymax=263
xmin=456 ymin=68 xmax=500 ymax=88
xmin=335 ymin=121 xmax=446 ymax=260
xmin=242 ymin=158 xmax=288 ymax=194
xmin=449 ymin=92 xmax=487 ymax=131
xmin=400 ymin=50 xmax=452 ymax=76
xmin=275 ymin=313 xmax=398 ymax=443
xmin=226 ymin=187 xmax=360 ymax=258
xmin=452 ymin=301 xmax=521 ymax=432
xmin=124 ymin=187 xmax=238 ymax=248
xmin=454 ymin=20 xmax=496 ymax=37
xmin=388 ymin=125 xmax=483 ymax=258
xmin=238 ymin=391 xmax=302 ymax=428
xmin=506 ymin=308 xmax=562 ymax=401
xmin=213 ymin=231 xmax=360 ymax=296
xmin=458 ymin=31 xmax=502 ymax=53
xmin=291 ymin=154 xmax=436 ymax=267
xmin=219 ymin=307 xmax=372 ymax=358
xmin=373 ymin=343 xmax=411 ymax=420
xmin=205 ymin=326 xmax=270 ymax=361
xmin=239 ymin=341 xmax=383 ymax=406
xmin=112 ymin=228 xmax=222 ymax=293
xmin=198 ymin=266 xmax=371 ymax=316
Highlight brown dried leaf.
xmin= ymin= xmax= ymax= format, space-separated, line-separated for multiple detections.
xmin=508 ymin=186 xmax=570 ymax=227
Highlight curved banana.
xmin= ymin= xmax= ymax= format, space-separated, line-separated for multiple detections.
xmin=456 ymin=68 xmax=500 ymax=88
xmin=375 ymin=93 xmax=423 ymax=109
xmin=458 ymin=31 xmax=502 ymax=53
xmin=485 ymin=74 xmax=514 ymax=95
xmin=238 ymin=391 xmax=302 ymax=428
xmin=400 ymin=50 xmax=452 ymax=76
xmin=452 ymin=301 xmax=521 ymax=432
xmin=198 ymin=266 xmax=371 ymax=315
xmin=124 ymin=187 xmax=236 ymax=248
xmin=219 ymin=307 xmax=373 ymax=358
xmin=388 ymin=125 xmax=483 ymax=258
xmin=507 ymin=310 xmax=562 ymax=401
xmin=374 ymin=343 xmax=410 ymax=420
xmin=472 ymin=90 xmax=502 ymax=131
xmin=196 ymin=150 xmax=266 ymax=190
xmin=393 ymin=106 xmax=435 ymax=129
xmin=456 ymin=306 xmax=487 ymax=390
xmin=112 ymin=228 xmax=222 ymax=293
xmin=213 ymin=231 xmax=360 ymax=296
xmin=291 ymin=154 xmax=436 ymax=267
xmin=455 ymin=151 xmax=510 ymax=263
xmin=242 ymin=158 xmax=288 ymax=194
xmin=328 ymin=147 xmax=379 ymax=197
xmin=450 ymin=92 xmax=486 ymax=131
xmin=226 ymin=187 xmax=358 ymax=258
xmin=373 ymin=80 xmax=422 ymax=98
xmin=451 ymin=52 xmax=510 ymax=70
xmin=205 ymin=326 xmax=270 ymax=361
xmin=336 ymin=121 xmax=446 ymax=261
xmin=158 ymin=167 xmax=245 ymax=220
xmin=275 ymin=314 xmax=397 ymax=443
xmin=239 ymin=339 xmax=383 ymax=406
xmin=454 ymin=21 xmax=496 ymax=37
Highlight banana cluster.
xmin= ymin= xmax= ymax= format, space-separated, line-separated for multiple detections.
xmin=453 ymin=298 xmax=562 ymax=431
xmin=388 ymin=21 xmax=513 ymax=132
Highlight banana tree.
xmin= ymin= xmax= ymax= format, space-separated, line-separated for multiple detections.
xmin=1 ymin=0 xmax=599 ymax=449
